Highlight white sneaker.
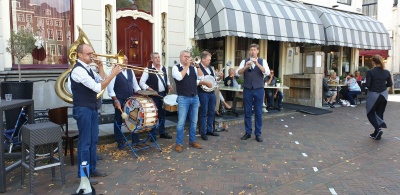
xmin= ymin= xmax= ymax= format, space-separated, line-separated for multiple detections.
xmin=263 ymin=103 xmax=267 ymax=108
xmin=350 ymin=105 xmax=356 ymax=107
xmin=262 ymin=108 xmax=268 ymax=113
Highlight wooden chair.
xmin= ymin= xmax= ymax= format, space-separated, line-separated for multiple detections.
xmin=356 ymin=81 xmax=368 ymax=104
xmin=48 ymin=106 xmax=79 ymax=166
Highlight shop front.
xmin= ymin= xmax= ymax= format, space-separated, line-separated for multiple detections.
xmin=194 ymin=0 xmax=391 ymax=107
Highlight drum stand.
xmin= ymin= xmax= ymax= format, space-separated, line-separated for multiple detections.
xmin=115 ymin=121 xmax=162 ymax=158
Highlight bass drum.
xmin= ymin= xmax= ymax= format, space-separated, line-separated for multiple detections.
xmin=123 ymin=96 xmax=158 ymax=133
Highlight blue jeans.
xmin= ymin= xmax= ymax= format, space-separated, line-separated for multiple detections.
xmin=176 ymin=95 xmax=199 ymax=145
xmin=73 ymin=106 xmax=99 ymax=177
xmin=114 ymin=99 xmax=139 ymax=145
xmin=243 ymin=88 xmax=264 ymax=136
xmin=198 ymin=92 xmax=216 ymax=134
xmin=265 ymin=89 xmax=284 ymax=108
xmin=150 ymin=92 xmax=167 ymax=136
xmin=342 ymin=90 xmax=361 ymax=105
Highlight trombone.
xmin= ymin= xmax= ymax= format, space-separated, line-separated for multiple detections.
xmin=70 ymin=50 xmax=163 ymax=76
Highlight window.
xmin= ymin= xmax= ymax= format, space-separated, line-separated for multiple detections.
xmin=26 ymin=14 xmax=32 ymax=23
xmin=18 ymin=14 xmax=24 ymax=22
xmin=46 ymin=19 xmax=52 ymax=26
xmin=55 ymin=20 xmax=62 ymax=27
xmin=57 ymin=30 xmax=63 ymax=41
xmin=57 ymin=45 xmax=63 ymax=56
xmin=10 ymin=0 xmax=73 ymax=67
xmin=362 ymin=0 xmax=378 ymax=18
xmin=48 ymin=29 xmax=54 ymax=40
xmin=337 ymin=0 xmax=352 ymax=5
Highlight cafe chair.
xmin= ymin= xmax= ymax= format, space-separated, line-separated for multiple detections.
xmin=356 ymin=81 xmax=368 ymax=104
xmin=48 ymin=106 xmax=79 ymax=165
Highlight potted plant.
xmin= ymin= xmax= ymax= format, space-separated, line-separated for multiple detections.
xmin=2 ymin=29 xmax=36 ymax=129
xmin=5 ymin=29 xmax=37 ymax=82
xmin=276 ymin=77 xmax=281 ymax=87
xmin=236 ymin=78 xmax=244 ymax=89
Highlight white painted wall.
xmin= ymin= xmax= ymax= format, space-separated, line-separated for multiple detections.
xmin=0 ymin=0 xmax=12 ymax=71
xmin=167 ymin=0 xmax=195 ymax=66
xmin=300 ymin=0 xmax=362 ymax=13
xmin=391 ymin=4 xmax=400 ymax=73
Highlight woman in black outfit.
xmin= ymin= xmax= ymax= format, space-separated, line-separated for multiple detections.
xmin=365 ymin=55 xmax=393 ymax=140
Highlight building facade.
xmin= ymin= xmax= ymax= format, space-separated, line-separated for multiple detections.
xmin=0 ymin=0 xmax=195 ymax=109
xmin=194 ymin=0 xmax=392 ymax=106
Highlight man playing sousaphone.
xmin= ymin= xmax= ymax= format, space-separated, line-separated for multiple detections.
xmin=107 ymin=55 xmax=141 ymax=150
xmin=139 ymin=52 xmax=173 ymax=140
xmin=197 ymin=51 xmax=223 ymax=141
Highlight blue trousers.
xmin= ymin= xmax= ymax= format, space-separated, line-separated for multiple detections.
xmin=150 ymin=92 xmax=167 ymax=136
xmin=73 ymin=106 xmax=99 ymax=177
xmin=342 ymin=90 xmax=361 ymax=105
xmin=265 ymin=89 xmax=283 ymax=108
xmin=198 ymin=92 xmax=216 ymax=134
xmin=176 ymin=95 xmax=199 ymax=145
xmin=114 ymin=98 xmax=139 ymax=145
xmin=243 ymin=88 xmax=264 ymax=136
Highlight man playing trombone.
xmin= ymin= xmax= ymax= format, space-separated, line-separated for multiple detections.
xmin=139 ymin=52 xmax=173 ymax=140
xmin=107 ymin=55 xmax=141 ymax=149
xmin=70 ymin=43 xmax=121 ymax=181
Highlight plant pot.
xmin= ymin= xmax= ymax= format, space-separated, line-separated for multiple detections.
xmin=1 ymin=81 xmax=34 ymax=129
xmin=19 ymin=53 xmax=34 ymax=64
xmin=276 ymin=83 xmax=281 ymax=87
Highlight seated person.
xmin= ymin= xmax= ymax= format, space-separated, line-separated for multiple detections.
xmin=224 ymin=68 xmax=238 ymax=101
xmin=323 ymin=72 xmax=337 ymax=108
xmin=342 ymin=74 xmax=361 ymax=107
xmin=264 ymin=70 xmax=283 ymax=110
xmin=354 ymin=70 xmax=362 ymax=81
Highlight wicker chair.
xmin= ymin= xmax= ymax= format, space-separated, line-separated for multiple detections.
xmin=48 ymin=107 xmax=79 ymax=165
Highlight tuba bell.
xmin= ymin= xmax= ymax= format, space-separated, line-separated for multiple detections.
xmin=54 ymin=26 xmax=105 ymax=103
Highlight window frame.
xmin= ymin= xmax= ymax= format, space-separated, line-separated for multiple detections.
xmin=337 ymin=0 xmax=352 ymax=5
xmin=9 ymin=0 xmax=74 ymax=70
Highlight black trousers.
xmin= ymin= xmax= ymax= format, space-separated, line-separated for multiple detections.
xmin=367 ymin=94 xmax=387 ymax=130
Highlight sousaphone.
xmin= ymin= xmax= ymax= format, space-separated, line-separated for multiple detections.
xmin=55 ymin=26 xmax=105 ymax=103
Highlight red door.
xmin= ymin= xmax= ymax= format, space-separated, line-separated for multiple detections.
xmin=117 ymin=17 xmax=153 ymax=78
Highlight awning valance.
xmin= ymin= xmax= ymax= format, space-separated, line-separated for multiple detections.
xmin=194 ymin=0 xmax=325 ymax=44
xmin=359 ymin=50 xmax=389 ymax=58
xmin=311 ymin=6 xmax=391 ymax=50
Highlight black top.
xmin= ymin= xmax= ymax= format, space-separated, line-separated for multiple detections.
xmin=224 ymin=76 xmax=238 ymax=86
xmin=70 ymin=62 xmax=98 ymax=110
xmin=174 ymin=65 xmax=198 ymax=97
xmin=366 ymin=67 xmax=392 ymax=93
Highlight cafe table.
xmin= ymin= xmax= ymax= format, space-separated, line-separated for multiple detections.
xmin=0 ymin=99 xmax=34 ymax=193
xmin=328 ymin=83 xmax=347 ymax=103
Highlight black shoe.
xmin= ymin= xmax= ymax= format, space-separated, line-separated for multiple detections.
xmin=91 ymin=171 xmax=107 ymax=177
xmin=117 ymin=141 xmax=126 ymax=150
xmin=160 ymin=133 xmax=172 ymax=139
xmin=370 ymin=129 xmax=379 ymax=139
xmin=206 ymin=132 xmax=219 ymax=136
xmin=374 ymin=130 xmax=383 ymax=140
xmin=241 ymin=134 xmax=251 ymax=140
xmin=201 ymin=134 xmax=208 ymax=140
xmin=329 ymin=103 xmax=335 ymax=108
xmin=255 ymin=135 xmax=263 ymax=142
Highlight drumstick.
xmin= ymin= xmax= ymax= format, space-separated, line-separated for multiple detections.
xmin=119 ymin=107 xmax=128 ymax=120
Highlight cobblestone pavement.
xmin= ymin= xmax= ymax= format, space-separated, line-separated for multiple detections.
xmin=4 ymin=97 xmax=400 ymax=195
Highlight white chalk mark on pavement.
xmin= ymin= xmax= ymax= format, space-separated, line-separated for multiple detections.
xmin=329 ymin=188 xmax=337 ymax=195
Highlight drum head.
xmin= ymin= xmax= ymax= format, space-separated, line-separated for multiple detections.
xmin=203 ymin=75 xmax=217 ymax=88
xmin=163 ymin=94 xmax=178 ymax=105
xmin=123 ymin=96 xmax=158 ymax=131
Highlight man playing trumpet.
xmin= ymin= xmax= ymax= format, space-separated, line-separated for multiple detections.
xmin=70 ymin=43 xmax=121 ymax=182
xmin=107 ymin=55 xmax=141 ymax=150
xmin=172 ymin=50 xmax=208 ymax=153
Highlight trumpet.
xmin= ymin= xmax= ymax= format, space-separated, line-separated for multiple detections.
xmin=187 ymin=56 xmax=201 ymax=67
xmin=89 ymin=51 xmax=163 ymax=76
